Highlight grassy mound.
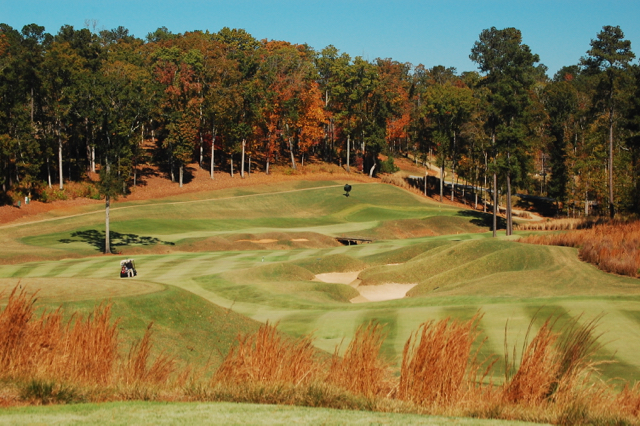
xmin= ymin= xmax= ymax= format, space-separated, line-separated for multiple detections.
xmin=197 ymin=274 xmax=359 ymax=306
xmin=360 ymin=215 xmax=490 ymax=240
xmin=356 ymin=238 xmax=640 ymax=299
xmin=228 ymin=263 xmax=316 ymax=283
xmin=293 ymin=254 xmax=368 ymax=274
xmin=361 ymin=240 xmax=451 ymax=266
xmin=38 ymin=284 xmax=261 ymax=369
xmin=200 ymin=262 xmax=359 ymax=306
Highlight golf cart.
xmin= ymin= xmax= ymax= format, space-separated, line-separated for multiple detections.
xmin=120 ymin=259 xmax=137 ymax=278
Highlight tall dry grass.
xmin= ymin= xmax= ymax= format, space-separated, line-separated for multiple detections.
xmin=121 ymin=323 xmax=176 ymax=386
xmin=398 ymin=314 xmax=492 ymax=407
xmin=4 ymin=284 xmax=640 ymax=424
xmin=520 ymin=219 xmax=640 ymax=278
xmin=515 ymin=217 xmax=604 ymax=231
xmin=212 ymin=321 xmax=319 ymax=387
xmin=326 ymin=322 xmax=394 ymax=398
xmin=502 ymin=314 xmax=604 ymax=407
xmin=0 ymin=285 xmax=182 ymax=398
xmin=0 ymin=286 xmax=119 ymax=385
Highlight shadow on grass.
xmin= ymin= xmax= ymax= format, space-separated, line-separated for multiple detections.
xmin=456 ymin=210 xmax=506 ymax=231
xmin=59 ymin=230 xmax=175 ymax=253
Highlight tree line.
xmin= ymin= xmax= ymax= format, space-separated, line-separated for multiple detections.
xmin=2 ymin=23 xmax=640 ymax=226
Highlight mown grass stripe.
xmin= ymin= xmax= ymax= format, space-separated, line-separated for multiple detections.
xmin=357 ymin=308 xmax=399 ymax=360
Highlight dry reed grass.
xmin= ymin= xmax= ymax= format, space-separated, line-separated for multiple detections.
xmin=212 ymin=321 xmax=319 ymax=387
xmin=121 ymin=323 xmax=177 ymax=386
xmin=326 ymin=322 xmax=394 ymax=398
xmin=515 ymin=217 xmax=603 ymax=231
xmin=0 ymin=285 xmax=185 ymax=403
xmin=0 ymin=286 xmax=119 ymax=385
xmin=4 ymin=284 xmax=640 ymax=424
xmin=520 ymin=219 xmax=640 ymax=278
xmin=398 ymin=314 xmax=491 ymax=407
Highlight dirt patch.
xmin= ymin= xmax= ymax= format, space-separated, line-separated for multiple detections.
xmin=236 ymin=239 xmax=278 ymax=243
xmin=0 ymin=278 xmax=163 ymax=303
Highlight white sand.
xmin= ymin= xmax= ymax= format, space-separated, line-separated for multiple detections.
xmin=314 ymin=272 xmax=417 ymax=302
xmin=352 ymin=283 xmax=417 ymax=303
xmin=314 ymin=271 xmax=361 ymax=286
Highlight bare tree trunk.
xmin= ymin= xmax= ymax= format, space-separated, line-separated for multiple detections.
xmin=105 ymin=194 xmax=110 ymax=254
xmin=492 ymin=171 xmax=497 ymax=238
xmin=200 ymin=136 xmax=204 ymax=169
xmin=241 ymin=139 xmax=246 ymax=178
xmin=57 ymin=123 xmax=63 ymax=190
xmin=289 ymin=137 xmax=296 ymax=170
xmin=266 ymin=157 xmax=270 ymax=175
xmin=230 ymin=153 xmax=234 ymax=177
xmin=369 ymin=163 xmax=376 ymax=177
xmin=506 ymin=173 xmax=512 ymax=236
xmin=47 ymin=157 xmax=52 ymax=189
xmin=483 ymin=152 xmax=488 ymax=213
xmin=608 ymin=106 xmax=615 ymax=219
xmin=451 ymin=131 xmax=456 ymax=202
xmin=346 ymin=135 xmax=350 ymax=172
xmin=210 ymin=125 xmax=216 ymax=179
xmin=179 ymin=164 xmax=183 ymax=188
xmin=440 ymin=162 xmax=444 ymax=202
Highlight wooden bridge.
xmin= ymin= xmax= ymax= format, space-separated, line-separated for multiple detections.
xmin=335 ymin=237 xmax=373 ymax=246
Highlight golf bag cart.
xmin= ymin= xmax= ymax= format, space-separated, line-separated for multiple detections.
xmin=120 ymin=259 xmax=137 ymax=278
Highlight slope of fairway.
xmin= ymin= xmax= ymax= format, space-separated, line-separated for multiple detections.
xmin=5 ymin=182 xmax=487 ymax=263
xmin=358 ymin=238 xmax=640 ymax=299
xmin=25 ymin=282 xmax=262 ymax=369
xmin=0 ymin=277 xmax=162 ymax=302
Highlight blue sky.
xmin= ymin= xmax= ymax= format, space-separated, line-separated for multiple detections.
xmin=3 ymin=1 xmax=640 ymax=77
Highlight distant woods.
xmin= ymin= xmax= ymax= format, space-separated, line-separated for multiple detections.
xmin=2 ymin=23 xmax=640 ymax=217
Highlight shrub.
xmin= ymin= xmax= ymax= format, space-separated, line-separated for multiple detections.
xmin=379 ymin=156 xmax=399 ymax=174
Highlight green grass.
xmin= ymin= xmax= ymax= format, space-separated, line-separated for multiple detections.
xmin=2 ymin=179 xmax=640 ymax=407
xmin=0 ymin=401 xmax=543 ymax=425
xmin=30 ymin=283 xmax=261 ymax=370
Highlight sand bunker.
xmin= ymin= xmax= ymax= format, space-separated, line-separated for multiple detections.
xmin=351 ymin=283 xmax=417 ymax=303
xmin=314 ymin=271 xmax=417 ymax=302
xmin=314 ymin=271 xmax=360 ymax=286
xmin=291 ymin=238 xmax=309 ymax=242
xmin=0 ymin=278 xmax=163 ymax=303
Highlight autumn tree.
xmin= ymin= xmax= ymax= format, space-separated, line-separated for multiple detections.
xmin=153 ymin=45 xmax=204 ymax=186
